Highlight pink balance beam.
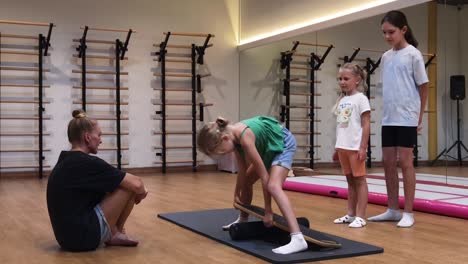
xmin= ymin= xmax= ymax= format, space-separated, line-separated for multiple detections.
xmin=283 ymin=181 xmax=468 ymax=220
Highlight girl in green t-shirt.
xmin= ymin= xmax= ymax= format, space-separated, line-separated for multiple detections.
xmin=198 ymin=116 xmax=307 ymax=255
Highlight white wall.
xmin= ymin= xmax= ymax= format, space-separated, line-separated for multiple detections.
xmin=240 ymin=0 xmax=367 ymax=40
xmin=238 ymin=0 xmax=429 ymax=49
xmin=239 ymin=3 xmax=465 ymax=163
xmin=0 ymin=0 xmax=239 ymax=169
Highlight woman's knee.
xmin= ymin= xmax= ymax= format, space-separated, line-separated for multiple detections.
xmin=113 ymin=187 xmax=134 ymax=199
xmin=100 ymin=188 xmax=134 ymax=214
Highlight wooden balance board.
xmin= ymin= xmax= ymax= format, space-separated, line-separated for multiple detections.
xmin=234 ymin=202 xmax=342 ymax=248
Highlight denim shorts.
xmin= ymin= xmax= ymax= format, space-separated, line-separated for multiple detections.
xmin=94 ymin=204 xmax=112 ymax=244
xmin=271 ymin=127 xmax=296 ymax=170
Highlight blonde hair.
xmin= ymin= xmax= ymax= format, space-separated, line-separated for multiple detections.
xmin=197 ymin=117 xmax=231 ymax=156
xmin=67 ymin=109 xmax=98 ymax=144
xmin=332 ymin=63 xmax=368 ymax=113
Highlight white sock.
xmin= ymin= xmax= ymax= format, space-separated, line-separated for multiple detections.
xmin=272 ymin=232 xmax=308 ymax=254
xmin=367 ymin=208 xmax=401 ymax=222
xmin=222 ymin=216 xmax=248 ymax=230
xmin=397 ymin=212 xmax=414 ymax=228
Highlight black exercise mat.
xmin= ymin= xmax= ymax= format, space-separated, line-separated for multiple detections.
xmin=158 ymin=209 xmax=383 ymax=263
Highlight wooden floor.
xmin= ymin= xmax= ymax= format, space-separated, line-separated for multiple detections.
xmin=1 ymin=167 xmax=467 ymax=264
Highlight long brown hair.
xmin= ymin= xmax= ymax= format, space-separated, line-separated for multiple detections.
xmin=381 ymin=10 xmax=418 ymax=47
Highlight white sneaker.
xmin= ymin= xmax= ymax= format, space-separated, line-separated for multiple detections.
xmin=333 ymin=214 xmax=355 ymax=224
xmin=348 ymin=217 xmax=367 ymax=228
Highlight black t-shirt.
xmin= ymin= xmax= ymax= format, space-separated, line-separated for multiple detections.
xmin=47 ymin=151 xmax=125 ymax=251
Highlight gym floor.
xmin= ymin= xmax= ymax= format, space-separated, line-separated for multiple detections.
xmin=0 ymin=166 xmax=467 ymax=264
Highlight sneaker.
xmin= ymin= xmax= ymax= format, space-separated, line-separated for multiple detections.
xmin=349 ymin=217 xmax=367 ymax=228
xmin=333 ymin=214 xmax=355 ymax=224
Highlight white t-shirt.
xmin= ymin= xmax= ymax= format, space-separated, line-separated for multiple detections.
xmin=380 ymin=45 xmax=429 ymax=127
xmin=335 ymin=92 xmax=371 ymax=150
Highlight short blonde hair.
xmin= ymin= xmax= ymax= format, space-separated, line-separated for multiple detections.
xmin=67 ymin=109 xmax=98 ymax=144
xmin=197 ymin=117 xmax=231 ymax=156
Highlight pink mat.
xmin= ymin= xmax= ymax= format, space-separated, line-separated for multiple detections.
xmin=283 ymin=180 xmax=468 ymax=219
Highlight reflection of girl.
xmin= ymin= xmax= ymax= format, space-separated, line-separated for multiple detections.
xmin=197 ymin=116 xmax=307 ymax=254
xmin=368 ymin=10 xmax=428 ymax=228
xmin=332 ymin=63 xmax=371 ymax=228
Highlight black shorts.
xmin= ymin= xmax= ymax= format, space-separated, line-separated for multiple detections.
xmin=381 ymin=126 xmax=417 ymax=148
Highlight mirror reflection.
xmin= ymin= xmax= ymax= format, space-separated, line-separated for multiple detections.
xmin=239 ymin=2 xmax=467 ymax=186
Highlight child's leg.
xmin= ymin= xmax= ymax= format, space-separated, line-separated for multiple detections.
xmin=398 ymin=147 xmax=415 ymax=212
xmin=346 ymin=174 xmax=357 ymax=216
xmin=334 ymin=150 xmax=356 ymax=223
xmin=347 ymin=176 xmax=369 ymax=228
xmin=396 ymin=147 xmax=416 ymax=227
xmin=268 ymin=165 xmax=307 ymax=254
xmin=382 ymin=147 xmax=400 ymax=209
xmin=347 ymin=150 xmax=368 ymax=219
xmin=353 ymin=176 xmax=368 ymax=218
xmin=339 ymin=150 xmax=368 ymax=228
xmin=267 ymin=165 xmax=299 ymax=233
xmin=368 ymin=147 xmax=402 ymax=222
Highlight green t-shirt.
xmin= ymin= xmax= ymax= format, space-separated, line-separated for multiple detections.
xmin=236 ymin=116 xmax=284 ymax=168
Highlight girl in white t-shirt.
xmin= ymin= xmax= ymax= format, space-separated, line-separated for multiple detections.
xmin=367 ymin=10 xmax=428 ymax=228
xmin=332 ymin=63 xmax=371 ymax=228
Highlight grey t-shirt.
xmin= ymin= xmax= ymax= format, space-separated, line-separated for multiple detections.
xmin=380 ymin=45 xmax=429 ymax=126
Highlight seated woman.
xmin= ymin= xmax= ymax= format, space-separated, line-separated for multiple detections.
xmin=47 ymin=109 xmax=148 ymax=252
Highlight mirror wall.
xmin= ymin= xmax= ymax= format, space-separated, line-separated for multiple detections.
xmin=239 ymin=2 xmax=468 ymax=183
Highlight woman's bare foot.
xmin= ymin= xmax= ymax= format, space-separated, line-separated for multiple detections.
xmin=105 ymin=232 xmax=139 ymax=247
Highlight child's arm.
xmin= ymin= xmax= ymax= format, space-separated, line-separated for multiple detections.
xmin=359 ymin=111 xmax=371 ymax=161
xmin=332 ymin=151 xmax=339 ymax=162
xmin=233 ymin=149 xmax=247 ymax=205
xmin=418 ymin=83 xmax=428 ymax=131
xmin=240 ymin=130 xmax=272 ymax=214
